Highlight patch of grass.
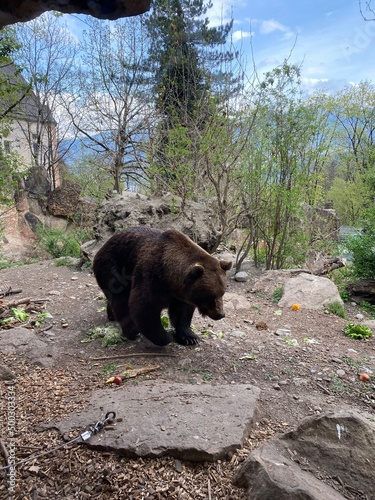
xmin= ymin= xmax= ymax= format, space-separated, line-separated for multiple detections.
xmin=325 ymin=302 xmax=346 ymax=318
xmin=272 ymin=286 xmax=283 ymax=303
xmin=54 ymin=256 xmax=79 ymax=267
xmin=330 ymin=374 xmax=350 ymax=394
xmin=359 ymin=301 xmax=375 ymax=318
xmin=101 ymin=362 xmax=119 ymax=375
xmin=263 ymin=372 xmax=271 ymax=381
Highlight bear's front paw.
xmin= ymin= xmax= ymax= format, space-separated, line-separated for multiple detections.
xmin=173 ymin=331 xmax=199 ymax=346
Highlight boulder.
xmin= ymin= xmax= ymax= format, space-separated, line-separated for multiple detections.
xmin=83 ymin=191 xmax=222 ymax=260
xmin=278 ymin=272 xmax=343 ymax=310
xmin=47 ymin=182 xmax=82 ymax=218
xmin=234 ymin=409 xmax=375 ymax=499
xmin=0 ymin=0 xmax=151 ymax=28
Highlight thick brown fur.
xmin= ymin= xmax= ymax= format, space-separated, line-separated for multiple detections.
xmin=93 ymin=226 xmax=232 ymax=346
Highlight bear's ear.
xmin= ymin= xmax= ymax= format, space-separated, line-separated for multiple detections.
xmin=220 ymin=260 xmax=232 ymax=271
xmin=184 ymin=264 xmax=205 ymax=284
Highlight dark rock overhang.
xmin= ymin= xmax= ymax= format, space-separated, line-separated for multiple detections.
xmin=0 ymin=0 xmax=152 ymax=28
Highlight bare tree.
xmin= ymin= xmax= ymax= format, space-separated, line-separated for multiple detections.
xmin=13 ymin=12 xmax=78 ymax=189
xmin=66 ymin=16 xmax=153 ymax=194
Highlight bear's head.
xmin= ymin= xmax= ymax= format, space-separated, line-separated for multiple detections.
xmin=184 ymin=260 xmax=232 ymax=320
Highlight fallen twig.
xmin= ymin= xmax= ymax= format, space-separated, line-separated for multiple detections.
xmin=3 ymin=297 xmax=31 ymax=308
xmin=316 ymin=382 xmax=330 ymax=395
xmin=91 ymin=353 xmax=177 ymax=361
xmin=122 ymin=364 xmax=160 ymax=379
xmin=0 ymin=287 xmax=22 ymax=298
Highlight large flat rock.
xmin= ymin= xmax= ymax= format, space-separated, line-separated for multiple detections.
xmin=48 ymin=382 xmax=261 ymax=461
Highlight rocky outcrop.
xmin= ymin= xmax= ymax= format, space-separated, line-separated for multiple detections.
xmin=0 ymin=0 xmax=151 ymax=28
xmin=233 ymin=409 xmax=375 ymax=500
xmin=82 ymin=191 xmax=222 ymax=260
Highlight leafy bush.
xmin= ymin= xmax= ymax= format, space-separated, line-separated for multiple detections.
xmin=329 ymin=267 xmax=355 ymax=302
xmin=36 ymin=226 xmax=81 ymax=258
xmin=343 ymin=322 xmax=373 ymax=340
xmin=346 ymin=209 xmax=375 ymax=279
xmin=360 ymin=301 xmax=375 ymax=318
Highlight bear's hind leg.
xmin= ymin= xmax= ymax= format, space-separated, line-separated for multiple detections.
xmin=169 ymin=299 xmax=199 ymax=346
xmin=110 ymin=297 xmax=139 ymax=340
xmin=107 ymin=303 xmax=115 ymax=321
xmin=131 ymin=304 xmax=172 ymax=346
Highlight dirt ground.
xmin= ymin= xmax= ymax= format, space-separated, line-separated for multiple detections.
xmin=0 ymin=259 xmax=374 ymax=499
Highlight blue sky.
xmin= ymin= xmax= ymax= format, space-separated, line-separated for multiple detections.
xmin=61 ymin=1 xmax=375 ymax=94
xmin=208 ymin=0 xmax=375 ymax=93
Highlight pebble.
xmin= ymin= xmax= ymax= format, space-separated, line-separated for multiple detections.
xmin=230 ymin=330 xmax=246 ymax=338
xmin=331 ymin=357 xmax=342 ymax=364
xmin=336 ymin=369 xmax=346 ymax=378
xmin=356 ymin=313 xmax=365 ymax=320
xmin=275 ymin=328 xmax=291 ymax=337
xmin=273 ymin=384 xmax=281 ymax=390
xmin=48 ymin=290 xmax=61 ymax=296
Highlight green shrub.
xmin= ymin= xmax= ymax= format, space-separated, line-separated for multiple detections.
xmin=36 ymin=226 xmax=81 ymax=258
xmin=329 ymin=266 xmax=355 ymax=302
xmin=343 ymin=322 xmax=372 ymax=340
xmin=346 ymin=209 xmax=375 ymax=279
xmin=360 ymin=301 xmax=375 ymax=318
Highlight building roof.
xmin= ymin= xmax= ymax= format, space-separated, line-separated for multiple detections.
xmin=0 ymin=60 xmax=56 ymax=124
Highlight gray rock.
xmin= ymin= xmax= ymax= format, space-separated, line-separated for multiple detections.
xmin=0 ymin=364 xmax=16 ymax=380
xmin=278 ymin=273 xmax=343 ymax=310
xmin=275 ymin=328 xmax=291 ymax=337
xmin=0 ymin=327 xmax=54 ymax=367
xmin=45 ymin=382 xmax=260 ymax=461
xmin=234 ymin=409 xmax=375 ymax=499
xmin=234 ymin=271 xmax=249 ymax=282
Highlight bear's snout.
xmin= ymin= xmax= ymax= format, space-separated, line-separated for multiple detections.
xmin=206 ymin=309 xmax=225 ymax=321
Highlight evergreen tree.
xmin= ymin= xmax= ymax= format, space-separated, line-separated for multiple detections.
xmin=145 ymin=0 xmax=237 ymax=191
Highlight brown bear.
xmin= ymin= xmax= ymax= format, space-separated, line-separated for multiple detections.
xmin=93 ymin=226 xmax=232 ymax=346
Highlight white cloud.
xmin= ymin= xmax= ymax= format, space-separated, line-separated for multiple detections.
xmin=232 ymin=30 xmax=253 ymax=42
xmin=258 ymin=18 xmax=295 ymax=40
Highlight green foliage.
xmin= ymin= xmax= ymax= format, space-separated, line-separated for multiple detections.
xmin=359 ymin=301 xmax=375 ymax=318
xmin=61 ymin=157 xmax=113 ymax=204
xmin=272 ymin=286 xmax=283 ymax=303
xmin=327 ymin=175 xmax=371 ymax=226
xmin=328 ymin=267 xmax=355 ymax=302
xmin=325 ymin=302 xmax=346 ymax=318
xmin=82 ymin=324 xmax=123 ymax=347
xmin=343 ymin=322 xmax=373 ymax=340
xmin=161 ymin=314 xmax=170 ymax=329
xmin=346 ymin=215 xmax=375 ymax=279
xmin=36 ymin=225 xmax=92 ymax=258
